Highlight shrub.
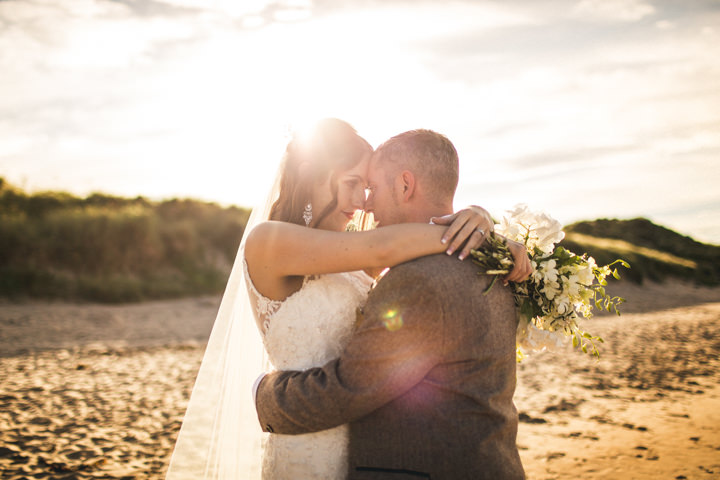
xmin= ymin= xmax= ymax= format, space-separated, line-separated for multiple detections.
xmin=0 ymin=179 xmax=250 ymax=302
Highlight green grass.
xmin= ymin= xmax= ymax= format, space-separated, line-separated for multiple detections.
xmin=0 ymin=178 xmax=250 ymax=302
xmin=562 ymin=218 xmax=720 ymax=286
xmin=2 ymin=177 xmax=717 ymax=301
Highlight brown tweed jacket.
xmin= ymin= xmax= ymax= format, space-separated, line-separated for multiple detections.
xmin=255 ymin=253 xmax=525 ymax=480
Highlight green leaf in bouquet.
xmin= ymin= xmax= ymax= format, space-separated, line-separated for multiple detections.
xmin=519 ymin=299 xmax=535 ymax=319
xmin=607 ymin=259 xmax=631 ymax=270
xmin=483 ymin=275 xmax=500 ymax=295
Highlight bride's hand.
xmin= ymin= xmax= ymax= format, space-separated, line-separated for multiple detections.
xmin=431 ymin=205 xmax=494 ymax=261
xmin=503 ymin=237 xmax=533 ymax=285
xmin=432 ymin=206 xmax=534 ymax=284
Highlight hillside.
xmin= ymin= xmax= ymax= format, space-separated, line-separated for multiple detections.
xmin=562 ymin=218 xmax=720 ymax=286
xmin=0 ymin=178 xmax=250 ymax=302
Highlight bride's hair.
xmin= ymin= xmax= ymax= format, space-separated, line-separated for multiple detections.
xmin=269 ymin=118 xmax=372 ymax=227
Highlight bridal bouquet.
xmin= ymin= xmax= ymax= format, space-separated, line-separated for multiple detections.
xmin=470 ymin=204 xmax=629 ymax=362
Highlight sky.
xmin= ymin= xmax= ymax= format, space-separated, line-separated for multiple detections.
xmin=1 ymin=0 xmax=719 ymax=243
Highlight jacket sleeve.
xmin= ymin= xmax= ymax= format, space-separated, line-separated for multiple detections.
xmin=255 ymin=264 xmax=445 ymax=434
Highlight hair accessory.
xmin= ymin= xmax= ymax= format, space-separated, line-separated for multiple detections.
xmin=303 ymin=203 xmax=313 ymax=226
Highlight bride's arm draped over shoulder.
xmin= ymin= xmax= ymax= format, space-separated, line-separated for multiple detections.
xmin=245 ymin=221 xmax=451 ymax=278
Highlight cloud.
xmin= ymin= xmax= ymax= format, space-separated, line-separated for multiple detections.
xmin=572 ymin=0 xmax=656 ymax=22
xmin=123 ymin=0 xmax=316 ymax=26
xmin=107 ymin=0 xmax=201 ymax=17
xmin=507 ymin=145 xmax=640 ymax=169
xmin=1 ymin=0 xmax=719 ymax=241
xmin=480 ymin=121 xmax=542 ymax=138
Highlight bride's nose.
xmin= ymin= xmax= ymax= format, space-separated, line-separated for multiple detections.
xmin=351 ymin=186 xmax=366 ymax=210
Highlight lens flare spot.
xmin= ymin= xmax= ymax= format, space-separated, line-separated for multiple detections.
xmin=382 ymin=309 xmax=403 ymax=331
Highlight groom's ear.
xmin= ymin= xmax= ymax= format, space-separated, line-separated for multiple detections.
xmin=399 ymin=170 xmax=416 ymax=202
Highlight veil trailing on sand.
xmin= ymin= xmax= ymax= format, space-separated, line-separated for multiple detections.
xmin=165 ymin=167 xmax=283 ymax=479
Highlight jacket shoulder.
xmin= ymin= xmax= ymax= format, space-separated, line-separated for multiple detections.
xmin=386 ymin=253 xmax=491 ymax=287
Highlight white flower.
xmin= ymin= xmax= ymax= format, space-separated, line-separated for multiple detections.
xmin=506 ymin=204 xmax=533 ymax=223
xmin=517 ymin=319 xmax=570 ymax=354
xmin=496 ymin=217 xmax=524 ymax=243
xmin=577 ymin=266 xmax=594 ymax=286
xmin=534 ymin=213 xmax=565 ymax=253
xmin=497 ymin=204 xmax=565 ymax=253
xmin=565 ymin=275 xmax=581 ymax=298
xmin=543 ymin=259 xmax=558 ymax=277
xmin=555 ymin=297 xmax=571 ymax=316
xmin=541 ymin=282 xmax=560 ymax=301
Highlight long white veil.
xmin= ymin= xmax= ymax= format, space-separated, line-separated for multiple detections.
xmin=165 ymin=168 xmax=282 ymax=479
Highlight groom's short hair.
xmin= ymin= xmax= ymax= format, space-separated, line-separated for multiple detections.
xmin=373 ymin=129 xmax=459 ymax=203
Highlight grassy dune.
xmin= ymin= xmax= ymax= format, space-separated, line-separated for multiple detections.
xmin=0 ymin=178 xmax=250 ymax=302
xmin=2 ymin=178 xmax=718 ymax=302
xmin=563 ymin=218 xmax=720 ymax=286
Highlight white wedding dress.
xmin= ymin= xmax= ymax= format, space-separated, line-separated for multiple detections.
xmin=244 ymin=259 xmax=373 ymax=479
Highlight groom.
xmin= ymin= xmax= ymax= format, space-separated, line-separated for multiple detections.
xmin=255 ymin=130 xmax=526 ymax=479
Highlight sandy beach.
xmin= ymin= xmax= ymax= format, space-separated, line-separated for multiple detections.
xmin=1 ymin=281 xmax=719 ymax=479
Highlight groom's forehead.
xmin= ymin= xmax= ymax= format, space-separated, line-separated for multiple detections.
xmin=368 ymin=156 xmax=384 ymax=177
xmin=369 ymin=153 xmax=395 ymax=170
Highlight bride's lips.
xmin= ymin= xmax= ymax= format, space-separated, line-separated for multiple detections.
xmin=342 ymin=211 xmax=355 ymax=220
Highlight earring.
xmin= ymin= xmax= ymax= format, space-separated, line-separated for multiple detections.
xmin=303 ymin=203 xmax=313 ymax=226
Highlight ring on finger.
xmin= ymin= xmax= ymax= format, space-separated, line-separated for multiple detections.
xmin=476 ymin=228 xmax=485 ymax=236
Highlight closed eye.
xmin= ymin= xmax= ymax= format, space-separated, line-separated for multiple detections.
xmin=344 ymin=175 xmax=367 ymax=189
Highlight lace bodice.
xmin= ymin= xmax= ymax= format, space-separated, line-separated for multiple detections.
xmin=243 ymin=257 xmax=373 ymax=369
xmin=243 ymin=259 xmax=283 ymax=335
xmin=243 ymin=258 xmax=373 ymax=479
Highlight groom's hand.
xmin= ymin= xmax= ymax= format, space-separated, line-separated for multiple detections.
xmin=431 ymin=205 xmax=493 ymax=260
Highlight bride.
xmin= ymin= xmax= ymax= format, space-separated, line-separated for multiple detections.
xmin=166 ymin=118 xmax=531 ymax=479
